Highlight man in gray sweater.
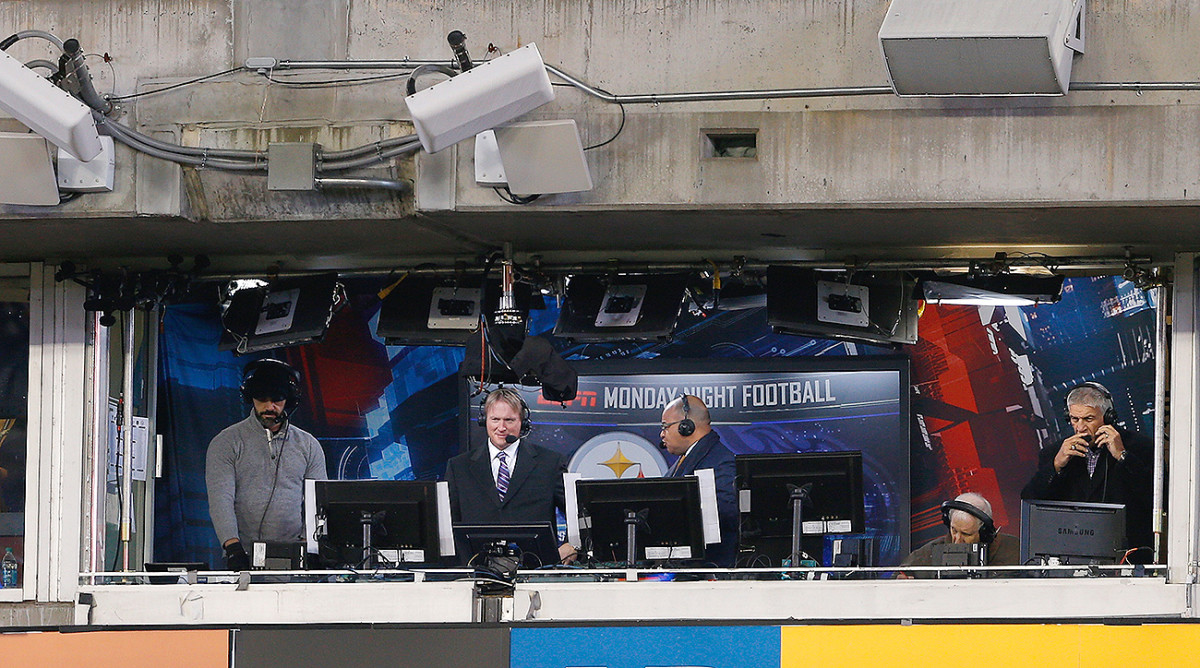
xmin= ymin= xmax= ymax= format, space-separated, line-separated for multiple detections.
xmin=206 ymin=359 xmax=326 ymax=571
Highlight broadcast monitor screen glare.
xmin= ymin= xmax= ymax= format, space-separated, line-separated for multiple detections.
xmin=452 ymin=522 xmax=561 ymax=569
xmin=307 ymin=480 xmax=446 ymax=567
xmin=735 ymin=451 xmax=866 ymax=564
xmin=575 ymin=476 xmax=708 ymax=565
xmin=1020 ymin=499 xmax=1127 ymax=565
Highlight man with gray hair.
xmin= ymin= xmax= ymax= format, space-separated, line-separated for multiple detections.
xmin=898 ymin=492 xmax=1019 ymax=576
xmin=1021 ymin=382 xmax=1153 ymax=560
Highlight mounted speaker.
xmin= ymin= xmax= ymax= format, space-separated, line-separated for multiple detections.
xmin=878 ymin=0 xmax=1085 ymax=96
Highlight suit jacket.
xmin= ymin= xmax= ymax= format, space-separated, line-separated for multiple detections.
xmin=668 ymin=430 xmax=739 ymax=567
xmin=1021 ymin=427 xmax=1154 ymax=560
xmin=445 ymin=440 xmax=567 ymax=529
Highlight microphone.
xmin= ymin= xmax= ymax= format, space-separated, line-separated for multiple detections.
xmin=447 ymin=30 xmax=473 ymax=72
xmin=505 ymin=435 xmax=519 ymax=444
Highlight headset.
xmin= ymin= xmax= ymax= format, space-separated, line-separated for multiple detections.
xmin=477 ymin=388 xmax=532 ymax=439
xmin=241 ymin=359 xmax=301 ymax=404
xmin=941 ymin=499 xmax=997 ymax=545
xmin=676 ymin=394 xmax=696 ymax=437
xmin=1066 ymin=381 xmax=1118 ymax=426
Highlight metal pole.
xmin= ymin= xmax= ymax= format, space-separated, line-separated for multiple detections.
xmin=624 ymin=510 xmax=638 ymax=567
xmin=1153 ymin=283 xmax=1169 ymax=563
xmin=120 ymin=311 xmax=135 ymax=571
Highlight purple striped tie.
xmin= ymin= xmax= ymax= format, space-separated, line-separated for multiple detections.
xmin=496 ymin=451 xmax=510 ymax=500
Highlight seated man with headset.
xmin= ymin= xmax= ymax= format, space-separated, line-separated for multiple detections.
xmin=898 ymin=492 xmax=1019 ymax=577
xmin=1021 ymin=381 xmax=1154 ymax=562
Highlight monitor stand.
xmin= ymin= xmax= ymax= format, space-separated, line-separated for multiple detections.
xmin=788 ymin=483 xmax=814 ymax=566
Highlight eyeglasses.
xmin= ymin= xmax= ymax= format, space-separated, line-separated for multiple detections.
xmin=660 ymin=419 xmax=683 ymax=431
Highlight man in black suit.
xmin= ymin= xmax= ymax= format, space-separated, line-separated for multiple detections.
xmin=660 ymin=395 xmax=739 ymax=567
xmin=445 ymin=388 xmax=576 ymax=564
xmin=1021 ymin=382 xmax=1154 ymax=562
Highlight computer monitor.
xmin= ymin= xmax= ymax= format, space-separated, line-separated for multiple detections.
xmin=305 ymin=479 xmax=454 ymax=567
xmin=452 ymin=522 xmax=561 ymax=569
xmin=1020 ymin=499 xmax=1126 ymax=565
xmin=736 ymin=451 xmax=866 ymax=539
xmin=573 ymin=477 xmax=711 ymax=565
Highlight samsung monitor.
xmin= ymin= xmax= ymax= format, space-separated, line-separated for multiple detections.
xmin=736 ymin=451 xmax=866 ymax=539
xmin=452 ymin=522 xmax=561 ymax=569
xmin=304 ymin=479 xmax=454 ymax=567
xmin=573 ymin=476 xmax=713 ymax=565
xmin=1020 ymin=499 xmax=1126 ymax=565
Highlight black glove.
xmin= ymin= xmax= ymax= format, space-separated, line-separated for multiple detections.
xmin=224 ymin=541 xmax=251 ymax=571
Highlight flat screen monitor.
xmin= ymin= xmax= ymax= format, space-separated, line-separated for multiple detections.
xmin=452 ymin=522 xmax=561 ymax=569
xmin=305 ymin=479 xmax=453 ymax=567
xmin=736 ymin=451 xmax=866 ymax=541
xmin=1020 ymin=499 xmax=1126 ymax=565
xmin=574 ymin=477 xmax=708 ymax=565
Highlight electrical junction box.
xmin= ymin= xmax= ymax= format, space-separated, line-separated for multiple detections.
xmin=267 ymin=142 xmax=318 ymax=191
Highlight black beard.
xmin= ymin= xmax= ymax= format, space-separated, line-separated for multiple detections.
xmin=256 ymin=411 xmax=281 ymax=428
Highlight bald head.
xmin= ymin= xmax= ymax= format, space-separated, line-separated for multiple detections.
xmin=660 ymin=395 xmax=712 ymax=456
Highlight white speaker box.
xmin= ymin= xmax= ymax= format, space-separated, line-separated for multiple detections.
xmin=879 ymin=0 xmax=1085 ymax=96
xmin=405 ymin=43 xmax=555 ymax=153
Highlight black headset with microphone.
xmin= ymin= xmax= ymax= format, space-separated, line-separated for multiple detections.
xmin=940 ymin=499 xmax=997 ymax=545
xmin=477 ymin=389 xmax=532 ymax=439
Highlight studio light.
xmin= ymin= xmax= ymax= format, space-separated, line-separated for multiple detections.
xmin=921 ymin=273 xmax=1065 ymax=306
xmin=553 ymin=273 xmax=691 ymax=342
xmin=219 ymin=273 xmax=344 ymax=353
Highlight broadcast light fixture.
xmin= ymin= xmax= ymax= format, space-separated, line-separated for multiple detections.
xmin=921 ymin=273 xmax=1065 ymax=306
xmin=0 ymin=48 xmax=102 ymax=160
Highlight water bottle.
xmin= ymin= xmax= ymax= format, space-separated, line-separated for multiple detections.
xmin=2 ymin=547 xmax=18 ymax=588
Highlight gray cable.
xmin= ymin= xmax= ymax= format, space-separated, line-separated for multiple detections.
xmin=1 ymin=30 xmax=64 ymax=51
xmin=316 ymin=177 xmax=412 ymax=194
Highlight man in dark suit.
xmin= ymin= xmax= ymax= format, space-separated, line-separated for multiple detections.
xmin=1021 ymin=382 xmax=1154 ymax=562
xmin=445 ymin=388 xmax=576 ymax=564
xmin=660 ymin=395 xmax=738 ymax=567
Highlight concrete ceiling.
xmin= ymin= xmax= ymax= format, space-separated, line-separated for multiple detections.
xmin=1 ymin=204 xmax=1195 ymax=273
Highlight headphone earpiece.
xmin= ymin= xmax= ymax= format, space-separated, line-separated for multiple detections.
xmin=1066 ymin=381 xmax=1118 ymax=426
xmin=941 ymin=500 xmax=997 ymax=545
xmin=677 ymin=395 xmax=695 ymax=437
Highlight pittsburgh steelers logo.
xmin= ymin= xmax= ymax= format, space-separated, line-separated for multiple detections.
xmin=568 ymin=431 xmax=669 ymax=479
